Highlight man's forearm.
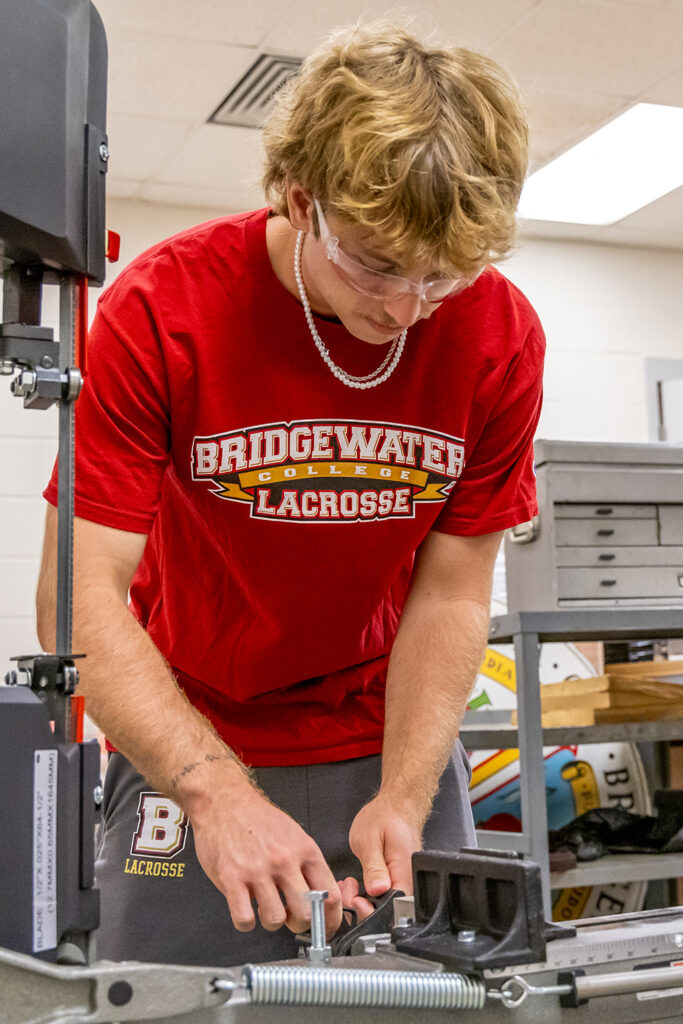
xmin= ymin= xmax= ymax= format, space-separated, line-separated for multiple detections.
xmin=379 ymin=594 xmax=489 ymax=828
xmin=43 ymin=580 xmax=255 ymax=812
xmin=35 ymin=511 xmax=343 ymax=934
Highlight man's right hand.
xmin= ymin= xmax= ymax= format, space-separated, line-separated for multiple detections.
xmin=189 ymin=781 xmax=343 ymax=937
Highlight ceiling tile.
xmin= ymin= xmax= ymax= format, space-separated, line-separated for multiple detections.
xmin=106 ymin=114 xmax=194 ymax=181
xmin=589 ymin=0 xmax=683 ymax=8
xmin=87 ymin=0 xmax=683 ymax=249
xmin=421 ymin=0 xmax=545 ymax=50
xmin=641 ymin=65 xmax=683 ymax=104
xmin=491 ymin=0 xmax=683 ymax=97
xmin=261 ymin=0 xmax=416 ymax=55
xmin=105 ymin=29 xmax=256 ymax=121
xmin=266 ymin=0 xmax=543 ymax=54
xmin=155 ymin=124 xmax=264 ymax=199
xmin=94 ymin=0 xmax=298 ymax=48
xmin=523 ymin=88 xmax=630 ymax=167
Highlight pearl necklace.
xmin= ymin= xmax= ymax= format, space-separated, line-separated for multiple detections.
xmin=294 ymin=231 xmax=407 ymax=390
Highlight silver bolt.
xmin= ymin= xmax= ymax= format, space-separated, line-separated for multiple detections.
xmin=674 ymin=934 xmax=683 ymax=949
xmin=305 ymin=890 xmax=331 ymax=963
xmin=99 ymin=143 xmax=110 ymax=162
xmin=41 ymin=356 xmax=54 ymax=369
xmin=93 ymin=785 xmax=104 ymax=807
xmin=1 ymin=360 xmax=15 ymax=376
xmin=38 ymin=676 xmax=49 ymax=689
xmin=11 ymin=369 xmax=37 ymax=397
xmin=457 ymin=929 xmax=477 ymax=943
xmin=397 ymin=916 xmax=413 ymax=927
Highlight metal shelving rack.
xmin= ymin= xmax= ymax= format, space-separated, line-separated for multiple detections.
xmin=460 ymin=609 xmax=683 ymax=917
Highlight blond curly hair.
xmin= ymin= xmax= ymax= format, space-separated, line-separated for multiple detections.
xmin=262 ymin=21 xmax=528 ymax=276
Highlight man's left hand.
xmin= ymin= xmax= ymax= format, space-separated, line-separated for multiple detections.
xmin=348 ymin=794 xmax=421 ymax=898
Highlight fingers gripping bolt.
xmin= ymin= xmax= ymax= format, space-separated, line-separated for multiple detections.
xmin=305 ymin=890 xmax=331 ymax=964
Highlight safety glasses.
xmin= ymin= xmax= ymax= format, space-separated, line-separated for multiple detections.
xmin=313 ymin=199 xmax=474 ymax=303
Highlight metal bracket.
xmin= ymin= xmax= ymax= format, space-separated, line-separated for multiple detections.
xmin=5 ymin=652 xmax=85 ymax=744
xmin=393 ymin=848 xmax=575 ymax=972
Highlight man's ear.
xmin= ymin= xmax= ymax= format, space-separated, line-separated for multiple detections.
xmin=286 ymin=178 xmax=315 ymax=233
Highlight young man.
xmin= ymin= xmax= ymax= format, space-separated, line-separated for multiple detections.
xmin=37 ymin=22 xmax=544 ymax=966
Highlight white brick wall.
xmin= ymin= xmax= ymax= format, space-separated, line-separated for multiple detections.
xmin=1 ymin=199 xmax=683 ymax=674
xmin=503 ymin=238 xmax=683 ymax=443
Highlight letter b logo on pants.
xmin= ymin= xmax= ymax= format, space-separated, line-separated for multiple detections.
xmin=131 ymin=792 xmax=189 ymax=857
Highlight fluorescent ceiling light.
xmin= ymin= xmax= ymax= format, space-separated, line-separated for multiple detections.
xmin=518 ymin=103 xmax=683 ymax=225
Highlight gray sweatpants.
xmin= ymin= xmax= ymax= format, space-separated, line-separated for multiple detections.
xmin=95 ymin=745 xmax=475 ymax=966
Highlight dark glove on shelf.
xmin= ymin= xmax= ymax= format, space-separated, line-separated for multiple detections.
xmin=548 ymin=790 xmax=683 ymax=861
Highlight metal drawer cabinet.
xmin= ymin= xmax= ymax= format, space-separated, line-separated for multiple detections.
xmin=557 ymin=565 xmax=683 ymax=600
xmin=504 ymin=441 xmax=683 ymax=612
xmin=555 ymin=518 xmax=658 ymax=547
xmin=554 ymin=503 xmax=657 ymax=520
xmin=660 ymin=505 xmax=683 ymax=544
xmin=557 ymin=545 xmax=683 ymax=567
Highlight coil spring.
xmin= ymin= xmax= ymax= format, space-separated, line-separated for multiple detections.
xmin=243 ymin=965 xmax=487 ymax=1011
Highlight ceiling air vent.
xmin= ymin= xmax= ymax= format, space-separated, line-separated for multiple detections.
xmin=209 ymin=53 xmax=303 ymax=129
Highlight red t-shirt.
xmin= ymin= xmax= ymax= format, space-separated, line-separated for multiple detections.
xmin=45 ymin=208 xmax=544 ymax=766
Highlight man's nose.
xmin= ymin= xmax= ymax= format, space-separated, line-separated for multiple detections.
xmin=382 ymin=290 xmax=423 ymax=328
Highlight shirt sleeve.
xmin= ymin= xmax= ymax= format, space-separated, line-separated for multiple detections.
xmin=43 ymin=281 xmax=171 ymax=533
xmin=433 ymin=323 xmax=545 ymax=537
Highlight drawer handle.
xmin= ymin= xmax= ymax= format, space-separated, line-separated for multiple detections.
xmin=598 ymin=553 xmax=616 ymax=561
xmin=597 ymin=529 xmax=614 ymax=537
xmin=595 ymin=508 xmax=614 ymax=516
xmin=600 ymin=579 xmax=617 ymax=587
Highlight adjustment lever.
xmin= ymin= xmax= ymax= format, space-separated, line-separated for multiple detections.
xmin=296 ymin=888 xmax=404 ymax=959
xmin=331 ymin=888 xmax=404 ymax=957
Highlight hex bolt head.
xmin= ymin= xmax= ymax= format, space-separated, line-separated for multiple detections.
xmin=457 ymin=929 xmax=477 ymax=943
xmin=11 ymin=369 xmax=37 ymax=397
xmin=99 ymin=143 xmax=110 ymax=162
xmin=93 ymin=785 xmax=104 ymax=807
xmin=41 ymin=356 xmax=54 ymax=369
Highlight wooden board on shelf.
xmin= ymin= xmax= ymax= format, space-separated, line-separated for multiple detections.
xmin=512 ymin=703 xmax=683 ymax=727
xmin=604 ymin=659 xmax=683 ymax=678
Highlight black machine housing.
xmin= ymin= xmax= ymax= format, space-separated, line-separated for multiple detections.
xmin=0 ymin=0 xmax=109 ymax=963
xmin=0 ymin=682 xmax=100 ymax=959
xmin=0 ymin=0 xmax=108 ymax=283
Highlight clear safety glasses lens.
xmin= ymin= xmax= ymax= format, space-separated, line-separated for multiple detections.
xmin=314 ymin=199 xmax=470 ymax=303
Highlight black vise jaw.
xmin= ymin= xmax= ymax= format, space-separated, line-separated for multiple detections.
xmin=392 ymin=848 xmax=575 ymax=973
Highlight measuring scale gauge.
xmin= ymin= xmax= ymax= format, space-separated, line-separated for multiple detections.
xmin=468 ymin=598 xmax=650 ymax=921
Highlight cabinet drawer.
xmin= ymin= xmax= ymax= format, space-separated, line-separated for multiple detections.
xmin=557 ymin=546 xmax=683 ymax=568
xmin=555 ymin=519 xmax=658 ymax=547
xmin=557 ymin=566 xmax=683 ymax=600
xmin=554 ymin=503 xmax=657 ymax=519
xmin=660 ymin=506 xmax=683 ymax=545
